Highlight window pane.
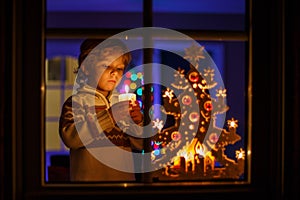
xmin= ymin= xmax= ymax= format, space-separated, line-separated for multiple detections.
xmin=45 ymin=39 xmax=81 ymax=182
xmin=44 ymin=38 xmax=144 ymax=182
xmin=46 ymin=0 xmax=143 ymax=28
xmin=139 ymin=39 xmax=247 ymax=181
xmin=153 ymin=0 xmax=246 ymax=31
xmin=45 ymin=38 xmax=248 ymax=183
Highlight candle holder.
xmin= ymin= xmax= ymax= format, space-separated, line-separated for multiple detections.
xmin=118 ymin=85 xmax=136 ymax=102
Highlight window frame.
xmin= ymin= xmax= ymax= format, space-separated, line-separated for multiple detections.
xmin=12 ymin=0 xmax=285 ymax=199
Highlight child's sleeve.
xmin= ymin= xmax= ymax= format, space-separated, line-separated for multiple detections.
xmin=59 ymin=96 xmax=89 ymax=149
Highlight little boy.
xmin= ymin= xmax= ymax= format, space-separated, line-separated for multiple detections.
xmin=59 ymin=38 xmax=143 ymax=181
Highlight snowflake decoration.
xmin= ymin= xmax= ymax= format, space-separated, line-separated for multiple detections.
xmin=171 ymin=68 xmax=189 ymax=90
xmin=235 ymin=148 xmax=245 ymax=159
xmin=174 ymin=68 xmax=185 ymax=79
xmin=203 ymin=67 xmax=215 ymax=82
xmin=216 ymin=87 xmax=227 ymax=98
xmin=184 ymin=43 xmax=205 ymax=65
xmin=152 ymin=118 xmax=164 ymax=132
xmin=162 ymin=88 xmax=175 ymax=103
xmin=227 ymin=118 xmax=238 ymax=128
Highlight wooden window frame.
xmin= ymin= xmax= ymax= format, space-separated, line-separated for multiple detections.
xmin=8 ymin=0 xmax=288 ymax=199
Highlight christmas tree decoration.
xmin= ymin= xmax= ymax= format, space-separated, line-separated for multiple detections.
xmin=117 ymin=42 xmax=245 ymax=181
xmin=148 ymin=43 xmax=245 ymax=181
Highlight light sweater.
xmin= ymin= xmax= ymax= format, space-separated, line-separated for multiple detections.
xmin=59 ymin=84 xmax=143 ymax=182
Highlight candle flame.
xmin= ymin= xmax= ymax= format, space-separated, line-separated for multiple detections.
xmin=125 ymin=85 xmax=129 ymax=93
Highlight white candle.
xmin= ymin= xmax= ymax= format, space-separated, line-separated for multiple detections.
xmin=119 ymin=85 xmax=136 ymax=102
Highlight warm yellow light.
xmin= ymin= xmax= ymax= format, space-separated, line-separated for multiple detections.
xmin=247 ymin=150 xmax=251 ymax=156
xmin=235 ymin=148 xmax=245 ymax=159
xmin=227 ymin=118 xmax=238 ymax=128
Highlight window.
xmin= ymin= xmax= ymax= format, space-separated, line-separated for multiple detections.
xmin=44 ymin=0 xmax=249 ymax=185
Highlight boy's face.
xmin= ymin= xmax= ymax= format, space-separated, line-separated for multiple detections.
xmin=86 ymin=49 xmax=126 ymax=96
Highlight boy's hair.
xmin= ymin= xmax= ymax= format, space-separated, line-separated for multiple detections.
xmin=74 ymin=38 xmax=132 ymax=85
xmin=75 ymin=38 xmax=132 ymax=73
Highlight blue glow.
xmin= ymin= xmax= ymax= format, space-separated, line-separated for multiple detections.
xmin=137 ymin=87 xmax=143 ymax=96
xmin=153 ymin=0 xmax=245 ymax=14
xmin=130 ymin=73 xmax=138 ymax=81
xmin=47 ymin=0 xmax=245 ymax=14
xmin=47 ymin=0 xmax=143 ymax=12
xmin=153 ymin=149 xmax=160 ymax=156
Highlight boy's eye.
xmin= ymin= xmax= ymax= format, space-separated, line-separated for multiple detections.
xmin=102 ymin=65 xmax=124 ymax=72
xmin=97 ymin=64 xmax=108 ymax=69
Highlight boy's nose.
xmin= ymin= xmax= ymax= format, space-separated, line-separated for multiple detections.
xmin=110 ymin=68 xmax=118 ymax=75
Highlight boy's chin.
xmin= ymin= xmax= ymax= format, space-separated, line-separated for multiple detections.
xmin=104 ymin=86 xmax=116 ymax=92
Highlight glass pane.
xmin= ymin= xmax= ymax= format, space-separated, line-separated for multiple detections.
xmin=153 ymin=0 xmax=246 ymax=31
xmin=44 ymin=38 xmax=144 ymax=182
xmin=44 ymin=37 xmax=248 ymax=183
xmin=45 ymin=39 xmax=82 ymax=182
xmin=147 ymin=40 xmax=247 ymax=181
xmin=46 ymin=0 xmax=246 ymax=30
xmin=46 ymin=0 xmax=143 ymax=28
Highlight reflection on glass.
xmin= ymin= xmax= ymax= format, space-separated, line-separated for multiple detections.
xmin=153 ymin=0 xmax=246 ymax=31
xmin=45 ymin=38 xmax=246 ymax=182
xmin=46 ymin=0 xmax=246 ymax=30
xmin=46 ymin=0 xmax=143 ymax=28
xmin=45 ymin=0 xmax=248 ymax=184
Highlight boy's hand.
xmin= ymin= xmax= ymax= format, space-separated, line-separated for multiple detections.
xmin=129 ymin=101 xmax=143 ymax=124
xmin=110 ymin=100 xmax=143 ymax=125
xmin=109 ymin=101 xmax=132 ymax=122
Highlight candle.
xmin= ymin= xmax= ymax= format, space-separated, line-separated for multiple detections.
xmin=118 ymin=85 xmax=136 ymax=102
